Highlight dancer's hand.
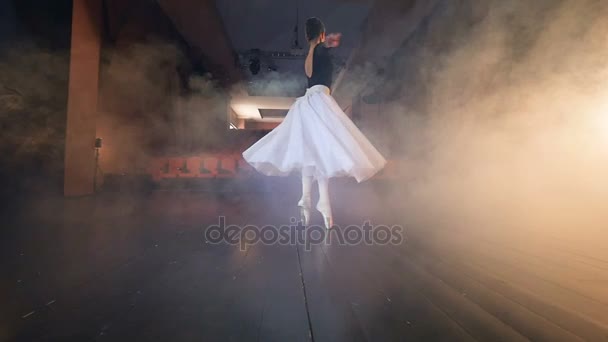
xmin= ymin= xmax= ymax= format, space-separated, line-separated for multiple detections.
xmin=325 ymin=33 xmax=342 ymax=48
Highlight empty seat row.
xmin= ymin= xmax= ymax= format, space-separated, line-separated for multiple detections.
xmin=149 ymin=154 xmax=402 ymax=181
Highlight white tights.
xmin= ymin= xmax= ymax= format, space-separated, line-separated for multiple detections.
xmin=300 ymin=174 xmax=331 ymax=216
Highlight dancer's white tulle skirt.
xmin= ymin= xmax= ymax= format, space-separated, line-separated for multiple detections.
xmin=242 ymin=85 xmax=387 ymax=182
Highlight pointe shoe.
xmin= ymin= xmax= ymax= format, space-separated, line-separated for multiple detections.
xmin=298 ymin=197 xmax=311 ymax=226
xmin=322 ymin=214 xmax=334 ymax=230
xmin=316 ymin=202 xmax=333 ymax=229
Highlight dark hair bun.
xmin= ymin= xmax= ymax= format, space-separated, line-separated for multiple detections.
xmin=305 ymin=17 xmax=325 ymax=41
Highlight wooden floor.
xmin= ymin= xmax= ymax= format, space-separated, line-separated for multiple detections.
xmin=1 ymin=178 xmax=607 ymax=341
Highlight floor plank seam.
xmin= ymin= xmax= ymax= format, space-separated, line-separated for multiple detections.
xmin=296 ymin=244 xmax=315 ymax=342
xmin=319 ymin=244 xmax=370 ymax=342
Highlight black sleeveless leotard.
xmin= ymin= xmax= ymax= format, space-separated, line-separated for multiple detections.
xmin=307 ymin=44 xmax=333 ymax=89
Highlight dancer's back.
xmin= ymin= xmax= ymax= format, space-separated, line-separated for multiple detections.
xmin=307 ymin=44 xmax=333 ymax=89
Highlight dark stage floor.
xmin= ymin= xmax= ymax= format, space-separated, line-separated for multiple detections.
xmin=1 ymin=178 xmax=607 ymax=341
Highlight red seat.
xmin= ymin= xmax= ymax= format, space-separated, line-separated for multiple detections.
xmin=194 ymin=156 xmax=216 ymax=178
xmin=149 ymin=158 xmax=168 ymax=181
xmin=167 ymin=158 xmax=188 ymax=178
xmin=236 ymin=157 xmax=255 ymax=178
xmin=176 ymin=157 xmax=198 ymax=178
xmin=215 ymin=155 xmax=237 ymax=178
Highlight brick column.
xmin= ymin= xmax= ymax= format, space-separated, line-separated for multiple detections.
xmin=64 ymin=0 xmax=102 ymax=196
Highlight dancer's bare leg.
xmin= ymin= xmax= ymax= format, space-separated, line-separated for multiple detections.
xmin=316 ymin=177 xmax=333 ymax=229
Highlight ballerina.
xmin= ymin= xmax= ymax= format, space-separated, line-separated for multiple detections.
xmin=242 ymin=17 xmax=387 ymax=229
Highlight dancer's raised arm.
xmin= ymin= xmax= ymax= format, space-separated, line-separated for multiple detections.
xmin=305 ymin=40 xmax=318 ymax=78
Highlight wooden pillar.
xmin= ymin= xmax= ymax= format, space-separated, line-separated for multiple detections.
xmin=64 ymin=0 xmax=102 ymax=196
